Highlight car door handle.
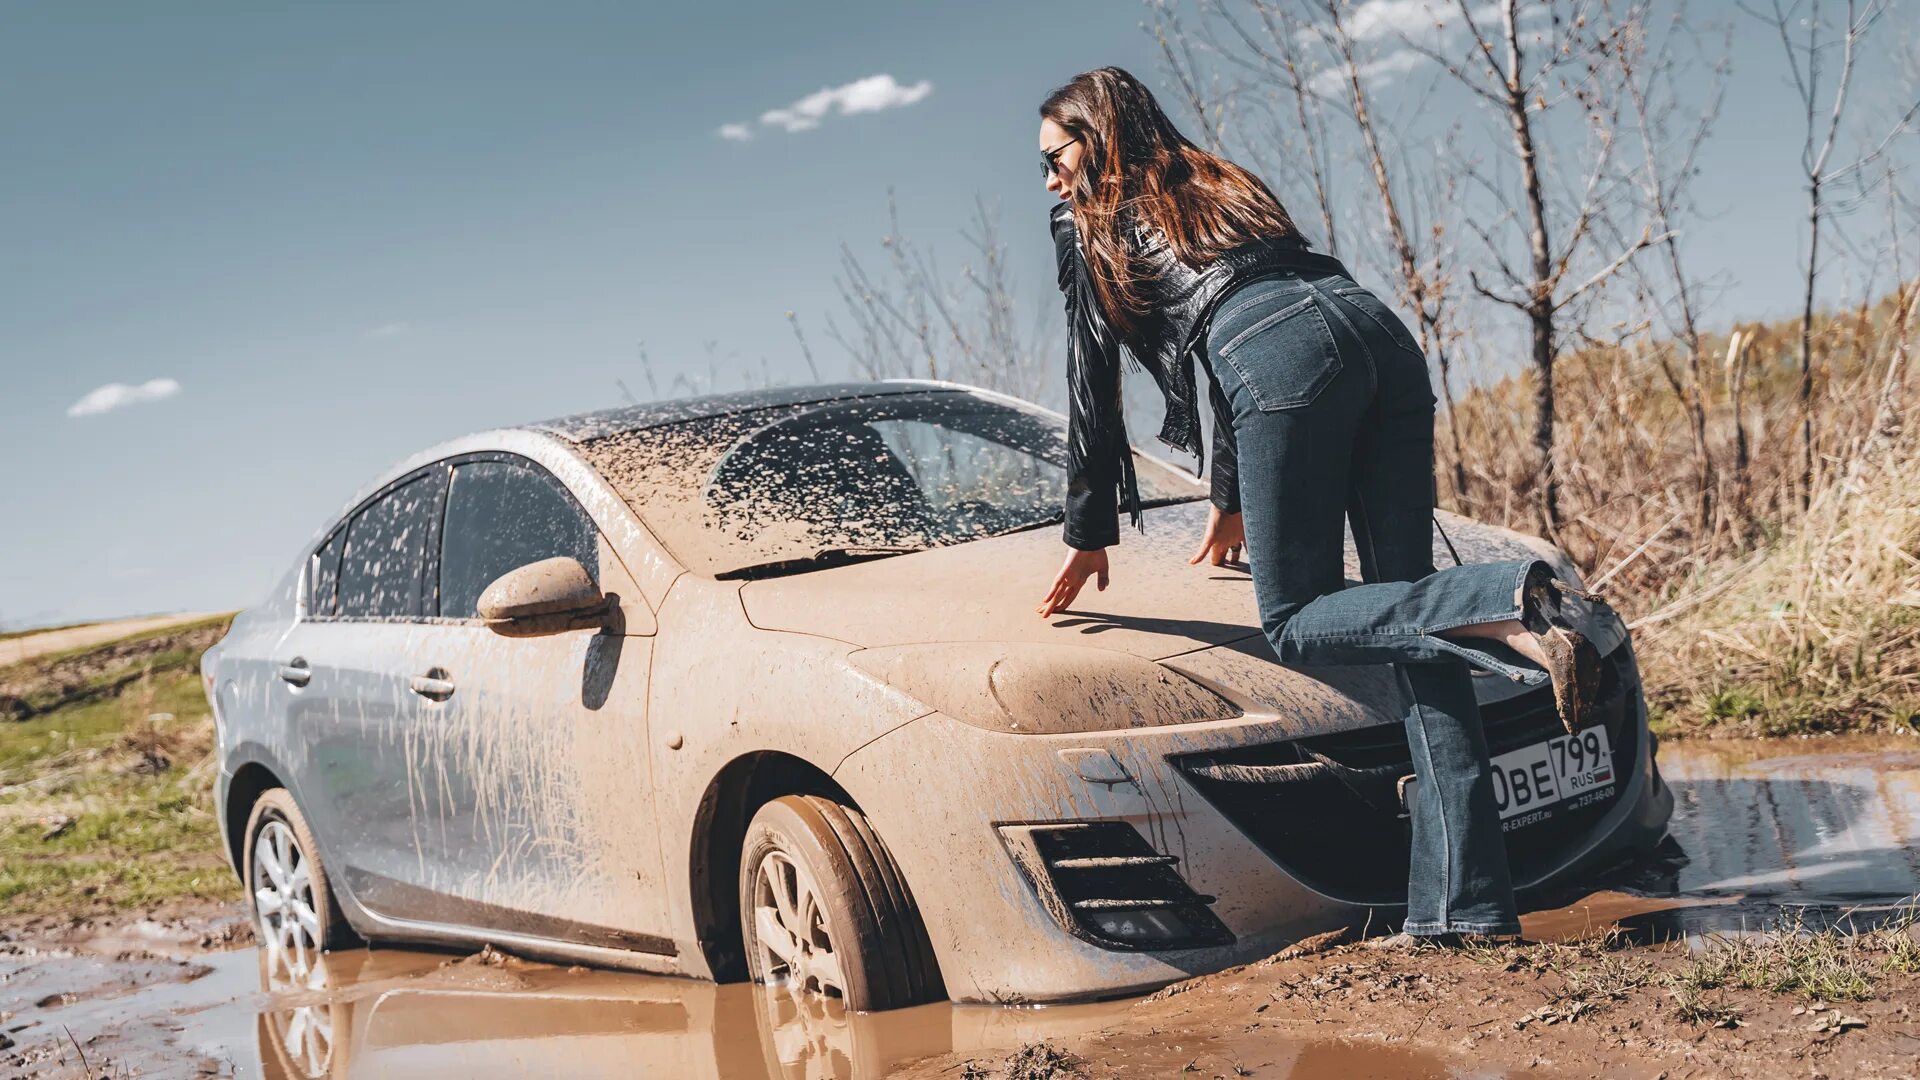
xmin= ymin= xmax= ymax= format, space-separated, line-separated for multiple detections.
xmin=278 ymin=658 xmax=312 ymax=687
xmin=409 ymin=670 xmax=455 ymax=701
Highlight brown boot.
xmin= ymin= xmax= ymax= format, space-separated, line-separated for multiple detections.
xmin=1537 ymin=625 xmax=1603 ymax=733
xmin=1522 ymin=567 xmax=1605 ymax=733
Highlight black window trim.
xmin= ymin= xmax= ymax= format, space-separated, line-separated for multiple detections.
xmin=302 ymin=464 xmax=449 ymax=625
xmin=301 ymin=450 xmax=645 ymax=626
xmin=428 ymin=451 xmax=602 ymax=624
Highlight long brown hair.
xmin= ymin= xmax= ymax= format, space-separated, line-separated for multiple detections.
xmin=1040 ymin=67 xmax=1301 ymax=337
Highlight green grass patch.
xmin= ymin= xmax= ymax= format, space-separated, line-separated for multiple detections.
xmin=1 ymin=651 xmax=239 ymax=914
xmin=0 ymin=765 xmax=237 ymax=913
xmin=0 ymin=667 xmax=210 ymax=778
xmin=1664 ymin=910 xmax=1920 ymax=1006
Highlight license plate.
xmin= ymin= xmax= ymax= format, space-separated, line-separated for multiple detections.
xmin=1488 ymin=727 xmax=1615 ymax=828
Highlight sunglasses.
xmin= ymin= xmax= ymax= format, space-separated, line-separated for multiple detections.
xmin=1041 ymin=137 xmax=1079 ymax=179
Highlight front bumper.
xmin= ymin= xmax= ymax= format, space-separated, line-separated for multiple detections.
xmin=833 ymin=643 xmax=1672 ymax=1005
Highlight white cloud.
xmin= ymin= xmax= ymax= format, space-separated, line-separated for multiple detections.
xmin=1341 ymin=0 xmax=1499 ymax=43
xmin=66 ymin=378 xmax=181 ymax=418
xmin=1308 ymin=47 xmax=1428 ymax=95
xmin=716 ymin=122 xmax=754 ymax=142
xmin=368 ymin=322 xmax=410 ymax=338
xmin=758 ymin=74 xmax=933 ymax=134
xmin=1300 ymin=0 xmax=1526 ymax=93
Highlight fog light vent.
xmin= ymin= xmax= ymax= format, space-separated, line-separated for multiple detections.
xmin=997 ymin=822 xmax=1234 ymax=952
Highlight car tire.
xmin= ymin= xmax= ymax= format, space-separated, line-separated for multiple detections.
xmin=739 ymin=795 xmax=941 ymax=1011
xmin=244 ymin=788 xmax=356 ymax=972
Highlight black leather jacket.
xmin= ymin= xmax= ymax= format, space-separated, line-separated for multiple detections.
xmin=1050 ymin=199 xmax=1353 ymax=550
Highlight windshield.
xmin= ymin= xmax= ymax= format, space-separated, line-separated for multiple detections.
xmin=574 ymin=391 xmax=1203 ymax=577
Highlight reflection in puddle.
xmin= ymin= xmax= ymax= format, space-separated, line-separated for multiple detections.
xmin=1524 ymin=737 xmax=1920 ymax=941
xmin=259 ymin=941 xmax=334 ymax=1077
xmin=244 ymin=946 xmax=1135 ymax=1079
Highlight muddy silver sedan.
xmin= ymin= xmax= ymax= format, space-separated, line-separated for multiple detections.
xmin=202 ymin=380 xmax=1672 ymax=1011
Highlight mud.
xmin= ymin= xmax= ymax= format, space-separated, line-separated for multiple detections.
xmin=1 ymin=922 xmax=1136 ymax=1078
xmin=0 ymin=616 xmax=230 ymax=721
xmin=9 ymin=736 xmax=1920 ymax=1078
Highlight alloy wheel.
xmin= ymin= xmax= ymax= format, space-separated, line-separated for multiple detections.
xmin=751 ymin=850 xmax=846 ymax=999
xmin=253 ymin=818 xmax=323 ymax=986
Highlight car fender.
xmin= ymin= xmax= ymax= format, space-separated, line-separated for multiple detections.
xmin=645 ymin=575 xmax=935 ymax=971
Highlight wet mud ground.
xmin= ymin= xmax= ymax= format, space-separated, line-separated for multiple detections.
xmin=6 ymin=736 xmax=1920 ymax=1078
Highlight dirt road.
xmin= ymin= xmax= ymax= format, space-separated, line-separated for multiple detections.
xmin=0 ymin=612 xmax=225 ymax=667
xmin=6 ymin=737 xmax=1920 ymax=1078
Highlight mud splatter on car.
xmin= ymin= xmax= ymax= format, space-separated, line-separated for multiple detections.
xmin=199 ymin=381 xmax=1667 ymax=1013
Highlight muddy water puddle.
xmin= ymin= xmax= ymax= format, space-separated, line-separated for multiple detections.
xmin=10 ymin=942 xmax=1497 ymax=1078
xmin=1525 ymin=735 xmax=1920 ymax=941
xmin=10 ymin=737 xmax=1920 ymax=1078
xmin=9 ymin=944 xmax=1141 ymax=1078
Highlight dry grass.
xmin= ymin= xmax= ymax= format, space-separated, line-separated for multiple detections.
xmin=1440 ymin=283 xmax=1920 ymax=736
xmin=1665 ymin=907 xmax=1920 ymax=1007
xmin=1448 ymin=910 xmax=1920 ymax=1031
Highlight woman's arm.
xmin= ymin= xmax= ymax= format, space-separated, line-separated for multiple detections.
xmin=1040 ymin=203 xmax=1126 ymax=617
xmin=1053 ymin=202 xmax=1125 ymax=552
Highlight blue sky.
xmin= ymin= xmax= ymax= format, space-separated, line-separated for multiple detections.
xmin=3 ymin=1 xmax=1914 ymax=627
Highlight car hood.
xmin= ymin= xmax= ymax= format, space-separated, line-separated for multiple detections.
xmin=740 ymin=500 xmax=1583 ymax=662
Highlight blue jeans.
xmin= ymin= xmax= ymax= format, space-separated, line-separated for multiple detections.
xmin=1207 ymin=271 xmax=1549 ymax=936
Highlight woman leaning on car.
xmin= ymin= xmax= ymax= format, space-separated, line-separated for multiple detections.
xmin=1029 ymin=66 xmax=1603 ymax=947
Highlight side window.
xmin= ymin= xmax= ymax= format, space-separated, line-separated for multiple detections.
xmin=308 ymin=527 xmax=346 ymax=617
xmin=438 ymin=460 xmax=599 ymax=619
xmin=337 ymin=473 xmax=442 ymax=619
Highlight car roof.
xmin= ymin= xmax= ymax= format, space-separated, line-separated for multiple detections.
xmin=527 ymin=380 xmax=967 ymax=443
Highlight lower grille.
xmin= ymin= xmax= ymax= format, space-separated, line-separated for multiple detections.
xmin=1171 ymin=648 xmax=1641 ymax=906
xmin=998 ymin=821 xmax=1235 ymax=951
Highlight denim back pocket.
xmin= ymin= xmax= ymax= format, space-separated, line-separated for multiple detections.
xmin=1216 ymin=292 xmax=1342 ymax=411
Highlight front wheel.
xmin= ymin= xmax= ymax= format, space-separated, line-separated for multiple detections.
xmin=738 ymin=795 xmax=940 ymax=1011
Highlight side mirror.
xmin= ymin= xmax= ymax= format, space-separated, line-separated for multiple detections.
xmin=476 ymin=556 xmax=610 ymax=637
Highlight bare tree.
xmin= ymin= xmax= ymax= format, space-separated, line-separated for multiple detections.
xmin=1743 ymin=0 xmax=1920 ymax=508
xmin=1404 ymin=0 xmax=1662 ymax=538
xmin=1862 ymin=160 xmax=1920 ymax=452
xmin=1614 ymin=5 xmax=1732 ymax=537
xmin=1156 ymin=0 xmax=1348 ymax=254
xmin=1313 ymin=0 xmax=1475 ymax=499
xmin=1153 ymin=1 xmax=1479 ymax=495
xmin=1146 ymin=0 xmax=1232 ymax=151
xmin=820 ymin=192 xmax=1055 ymax=404
xmin=1723 ymin=328 xmax=1756 ymax=519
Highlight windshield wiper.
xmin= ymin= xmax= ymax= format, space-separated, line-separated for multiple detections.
xmin=984 ymin=511 xmax=1065 ymax=539
xmin=716 ymin=545 xmax=926 ymax=580
xmin=981 ymin=495 xmax=1204 ymax=541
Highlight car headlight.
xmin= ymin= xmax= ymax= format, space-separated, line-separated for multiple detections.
xmin=848 ymin=642 xmax=1242 ymax=734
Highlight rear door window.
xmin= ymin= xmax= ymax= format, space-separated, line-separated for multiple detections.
xmin=438 ymin=459 xmax=599 ymax=619
xmin=308 ymin=527 xmax=346 ymax=617
xmin=336 ymin=472 xmax=444 ymax=619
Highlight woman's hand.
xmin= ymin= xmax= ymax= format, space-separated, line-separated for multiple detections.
xmin=1036 ymin=547 xmax=1110 ymax=618
xmin=1189 ymin=506 xmax=1246 ymax=566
